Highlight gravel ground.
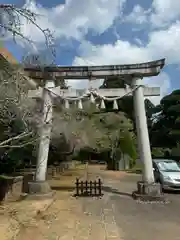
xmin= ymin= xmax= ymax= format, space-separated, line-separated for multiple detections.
xmin=85 ymin=165 xmax=180 ymax=240
xmin=100 ymin=170 xmax=180 ymax=240
xmin=16 ymin=165 xmax=180 ymax=240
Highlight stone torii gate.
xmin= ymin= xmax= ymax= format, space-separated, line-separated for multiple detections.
xmin=24 ymin=58 xmax=165 ymax=200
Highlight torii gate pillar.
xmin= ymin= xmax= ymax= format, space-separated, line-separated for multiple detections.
xmin=132 ymin=77 xmax=154 ymax=183
xmin=132 ymin=77 xmax=163 ymax=201
xmin=28 ymin=79 xmax=55 ymax=197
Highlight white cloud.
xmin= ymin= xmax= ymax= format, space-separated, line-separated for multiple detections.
xmin=124 ymin=0 xmax=180 ymax=28
xmin=74 ymin=40 xmax=150 ymax=65
xmin=71 ymin=19 xmax=180 ymax=103
xmin=5 ymin=0 xmax=178 ymax=105
xmin=17 ymin=0 xmax=126 ymax=44
xmin=74 ymin=20 xmax=180 ymax=66
xmin=151 ymin=0 xmax=180 ymax=27
xmin=147 ymin=21 xmax=180 ymax=64
xmin=70 ymin=14 xmax=180 ymax=104
xmin=124 ymin=5 xmax=150 ymax=25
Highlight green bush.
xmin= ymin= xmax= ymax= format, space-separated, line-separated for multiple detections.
xmin=118 ymin=131 xmax=137 ymax=168
xmin=152 ymin=148 xmax=165 ymax=158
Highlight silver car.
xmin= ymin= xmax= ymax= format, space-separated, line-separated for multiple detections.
xmin=153 ymin=159 xmax=180 ymax=191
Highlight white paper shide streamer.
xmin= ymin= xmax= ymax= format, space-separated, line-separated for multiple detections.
xmin=113 ymin=99 xmax=118 ymax=110
xmin=65 ymin=99 xmax=70 ymax=109
xmin=50 ymin=85 xmax=140 ymax=110
xmin=90 ymin=93 xmax=95 ymax=103
xmin=78 ymin=99 xmax=83 ymax=109
xmin=100 ymin=98 xmax=106 ymax=109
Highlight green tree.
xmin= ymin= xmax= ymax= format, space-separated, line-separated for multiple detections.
xmin=150 ymin=90 xmax=180 ymax=148
xmin=100 ymin=77 xmax=155 ymax=130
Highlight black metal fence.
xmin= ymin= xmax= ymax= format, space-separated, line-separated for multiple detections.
xmin=75 ymin=178 xmax=103 ymax=197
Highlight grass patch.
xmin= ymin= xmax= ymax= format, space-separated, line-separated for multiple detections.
xmin=126 ymin=164 xmax=143 ymax=174
xmin=127 ymin=168 xmax=142 ymax=174
xmin=0 ymin=175 xmax=14 ymax=180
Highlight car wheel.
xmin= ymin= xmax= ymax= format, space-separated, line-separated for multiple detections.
xmin=157 ymin=179 xmax=164 ymax=193
xmin=159 ymin=181 xmax=165 ymax=193
xmin=160 ymin=184 xmax=165 ymax=193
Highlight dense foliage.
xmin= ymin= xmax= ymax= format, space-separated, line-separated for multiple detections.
xmin=150 ymin=90 xmax=180 ymax=148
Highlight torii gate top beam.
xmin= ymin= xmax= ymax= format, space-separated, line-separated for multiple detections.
xmin=23 ymin=59 xmax=165 ymax=80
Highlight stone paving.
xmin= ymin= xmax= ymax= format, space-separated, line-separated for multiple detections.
xmin=16 ymin=165 xmax=180 ymax=240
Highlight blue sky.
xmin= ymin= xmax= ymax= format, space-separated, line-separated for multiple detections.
xmin=2 ymin=0 xmax=180 ymax=104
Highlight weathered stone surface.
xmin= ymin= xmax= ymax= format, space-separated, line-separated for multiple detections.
xmin=24 ymin=58 xmax=165 ymax=80
xmin=132 ymin=181 xmax=166 ymax=202
xmin=27 ymin=181 xmax=53 ymax=199
xmin=22 ymin=173 xmax=34 ymax=193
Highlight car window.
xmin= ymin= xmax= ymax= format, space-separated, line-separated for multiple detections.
xmin=157 ymin=161 xmax=180 ymax=172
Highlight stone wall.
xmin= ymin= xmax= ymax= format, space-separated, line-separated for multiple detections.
xmin=3 ymin=161 xmax=77 ymax=202
xmin=3 ymin=176 xmax=24 ymax=202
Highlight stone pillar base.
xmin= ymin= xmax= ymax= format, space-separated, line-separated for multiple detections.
xmin=26 ymin=181 xmax=53 ymax=200
xmin=132 ymin=181 xmax=166 ymax=202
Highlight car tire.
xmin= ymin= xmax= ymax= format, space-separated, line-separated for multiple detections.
xmin=157 ymin=179 xmax=164 ymax=193
xmin=160 ymin=184 xmax=165 ymax=193
xmin=160 ymin=182 xmax=166 ymax=193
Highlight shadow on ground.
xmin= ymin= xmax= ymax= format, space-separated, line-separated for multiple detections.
xmin=164 ymin=189 xmax=180 ymax=194
xmin=51 ymin=186 xmax=75 ymax=192
xmin=103 ymin=185 xmax=180 ymax=198
xmin=102 ymin=186 xmax=132 ymax=197
xmin=51 ymin=176 xmax=64 ymax=180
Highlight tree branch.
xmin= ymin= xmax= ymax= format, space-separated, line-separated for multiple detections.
xmin=0 ymin=137 xmax=38 ymax=148
xmin=0 ymin=4 xmax=55 ymax=56
xmin=0 ymin=131 xmax=33 ymax=147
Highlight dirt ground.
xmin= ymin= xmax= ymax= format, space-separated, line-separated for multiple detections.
xmin=1 ymin=164 xmax=180 ymax=240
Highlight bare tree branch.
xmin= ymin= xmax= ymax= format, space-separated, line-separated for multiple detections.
xmin=0 ymin=137 xmax=38 ymax=148
xmin=0 ymin=3 xmax=57 ymax=154
xmin=0 ymin=4 xmax=56 ymax=56
xmin=0 ymin=131 xmax=33 ymax=147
